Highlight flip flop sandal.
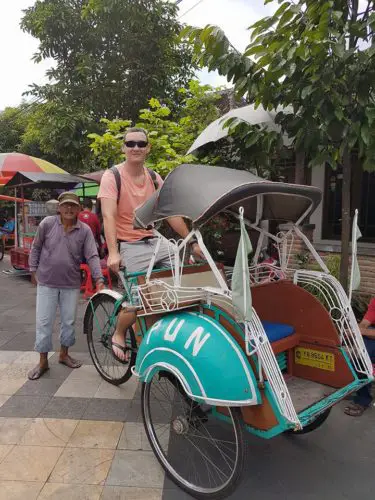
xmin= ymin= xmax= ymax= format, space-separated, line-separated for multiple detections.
xmin=111 ymin=341 xmax=130 ymax=364
xmin=344 ymin=403 xmax=367 ymax=416
xmin=28 ymin=365 xmax=50 ymax=381
xmin=59 ymin=357 xmax=82 ymax=369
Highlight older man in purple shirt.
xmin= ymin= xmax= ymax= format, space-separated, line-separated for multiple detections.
xmin=28 ymin=192 xmax=105 ymax=380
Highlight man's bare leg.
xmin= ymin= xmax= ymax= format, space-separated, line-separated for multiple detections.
xmin=112 ymin=308 xmax=137 ymax=361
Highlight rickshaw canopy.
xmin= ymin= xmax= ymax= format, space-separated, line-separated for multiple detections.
xmin=134 ymin=164 xmax=322 ymax=229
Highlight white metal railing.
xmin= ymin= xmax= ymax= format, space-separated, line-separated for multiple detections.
xmin=294 ymin=270 xmax=373 ymax=377
xmin=244 ymin=312 xmax=300 ymax=426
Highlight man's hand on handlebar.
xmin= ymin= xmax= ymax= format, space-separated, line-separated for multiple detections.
xmin=191 ymin=243 xmax=205 ymax=262
xmin=107 ymin=251 xmax=122 ymax=274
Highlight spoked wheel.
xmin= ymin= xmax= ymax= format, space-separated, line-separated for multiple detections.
xmin=0 ymin=240 xmax=4 ymax=261
xmin=142 ymin=370 xmax=245 ymax=499
xmin=84 ymin=294 xmax=137 ymax=385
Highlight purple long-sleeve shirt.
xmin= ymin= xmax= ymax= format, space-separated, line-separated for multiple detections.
xmin=29 ymin=215 xmax=103 ymax=289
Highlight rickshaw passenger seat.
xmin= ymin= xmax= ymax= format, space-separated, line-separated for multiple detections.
xmin=261 ymin=321 xmax=295 ymax=343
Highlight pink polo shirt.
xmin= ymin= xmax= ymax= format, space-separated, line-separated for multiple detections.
xmin=98 ymin=165 xmax=163 ymax=242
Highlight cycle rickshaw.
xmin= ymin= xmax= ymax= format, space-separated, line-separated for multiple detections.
xmin=84 ymin=164 xmax=373 ymax=499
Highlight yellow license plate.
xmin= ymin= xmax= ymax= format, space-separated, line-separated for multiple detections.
xmin=295 ymin=347 xmax=335 ymax=371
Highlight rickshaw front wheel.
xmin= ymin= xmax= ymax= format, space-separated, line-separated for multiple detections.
xmin=141 ymin=370 xmax=245 ymax=499
xmin=287 ymin=408 xmax=331 ymax=435
xmin=85 ymin=294 xmax=137 ymax=386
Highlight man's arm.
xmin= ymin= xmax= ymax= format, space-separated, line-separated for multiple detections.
xmin=167 ymin=216 xmax=205 ymax=260
xmin=101 ymin=198 xmax=121 ymax=273
xmin=29 ymin=221 xmax=46 ymax=285
xmin=359 ymin=319 xmax=375 ymax=339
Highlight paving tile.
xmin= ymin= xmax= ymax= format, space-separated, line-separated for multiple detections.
xmin=39 ymin=397 xmax=91 ymax=420
xmin=82 ymin=398 xmax=131 ymax=422
xmin=68 ymin=365 xmax=100 ymax=380
xmin=0 ymin=445 xmax=63 ymax=481
xmin=162 ymin=488 xmax=193 ymax=500
xmin=12 ymin=351 xmax=55 ymax=364
xmin=94 ymin=377 xmax=139 ymax=400
xmin=20 ymin=418 xmax=79 ymax=447
xmin=0 ymin=377 xmax=27 ymax=396
xmin=67 ymin=420 xmax=123 ymax=449
xmin=124 ymin=401 xmax=143 ymax=423
xmin=117 ymin=422 xmax=152 ymax=451
xmin=125 ymin=400 xmax=170 ymax=424
xmin=2 ymin=363 xmax=35 ymax=379
xmin=15 ymin=378 xmax=64 ymax=397
xmin=101 ymin=486 xmax=162 ymax=500
xmin=1 ymin=333 xmax=36 ymax=351
xmin=0 ymin=480 xmax=44 ymax=500
xmin=0 ymin=444 xmax=14 ymax=462
xmin=49 ymin=447 xmax=115 ymax=485
xmin=0 ymin=395 xmax=50 ymax=418
xmin=0 ymin=417 xmax=33 ymax=444
xmin=0 ymin=395 xmax=10 ymax=408
xmin=54 ymin=377 xmax=102 ymax=398
xmin=38 ymin=483 xmax=103 ymax=499
xmin=106 ymin=450 xmax=164 ymax=488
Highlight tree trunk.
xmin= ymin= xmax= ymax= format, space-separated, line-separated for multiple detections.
xmin=339 ymin=151 xmax=351 ymax=292
xmin=295 ymin=151 xmax=306 ymax=184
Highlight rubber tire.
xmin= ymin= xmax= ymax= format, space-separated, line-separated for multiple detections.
xmin=0 ymin=242 xmax=4 ymax=261
xmin=85 ymin=294 xmax=137 ymax=386
xmin=287 ymin=408 xmax=331 ymax=435
xmin=141 ymin=377 xmax=246 ymax=500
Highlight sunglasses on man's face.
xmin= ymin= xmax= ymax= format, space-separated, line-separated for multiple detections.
xmin=124 ymin=140 xmax=148 ymax=148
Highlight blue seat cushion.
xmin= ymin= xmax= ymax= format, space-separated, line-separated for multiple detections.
xmin=261 ymin=321 xmax=295 ymax=343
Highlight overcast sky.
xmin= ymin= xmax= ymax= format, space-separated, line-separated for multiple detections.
xmin=0 ymin=0 xmax=273 ymax=110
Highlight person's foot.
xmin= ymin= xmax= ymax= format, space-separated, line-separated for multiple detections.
xmin=28 ymin=364 xmax=49 ymax=380
xmin=344 ymin=402 xmax=368 ymax=416
xmin=111 ymin=332 xmax=130 ymax=363
xmin=58 ymin=355 xmax=82 ymax=369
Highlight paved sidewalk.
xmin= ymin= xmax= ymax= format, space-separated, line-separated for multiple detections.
xmin=0 ymin=256 xmax=375 ymax=499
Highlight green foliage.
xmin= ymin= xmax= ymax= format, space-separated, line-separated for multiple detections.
xmin=21 ymin=0 xmax=196 ymax=121
xmin=183 ymin=1 xmax=375 ymax=289
xmin=21 ymin=101 xmax=99 ymax=173
xmin=88 ymin=80 xmax=222 ymax=176
xmin=0 ymin=105 xmax=33 ymax=153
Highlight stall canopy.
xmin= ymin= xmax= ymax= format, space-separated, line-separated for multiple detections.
xmin=134 ymin=164 xmax=322 ymax=229
xmin=5 ymin=172 xmax=96 ymax=189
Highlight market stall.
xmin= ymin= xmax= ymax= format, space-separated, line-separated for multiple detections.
xmin=4 ymin=172 xmax=97 ymax=271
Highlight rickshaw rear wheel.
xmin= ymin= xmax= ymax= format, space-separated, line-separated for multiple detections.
xmin=141 ymin=370 xmax=245 ymax=499
xmin=287 ymin=408 xmax=331 ymax=435
xmin=84 ymin=294 xmax=137 ymax=386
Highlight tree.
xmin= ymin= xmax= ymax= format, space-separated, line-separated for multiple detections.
xmin=21 ymin=0 xmax=196 ymax=121
xmin=0 ymin=105 xmax=31 ymax=153
xmin=21 ymin=101 xmax=99 ymax=173
xmin=88 ymin=80 xmax=222 ymax=176
xmin=183 ymin=0 xmax=375 ymax=291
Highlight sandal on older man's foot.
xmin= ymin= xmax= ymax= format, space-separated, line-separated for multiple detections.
xmin=28 ymin=364 xmax=49 ymax=380
xmin=344 ymin=402 xmax=367 ymax=416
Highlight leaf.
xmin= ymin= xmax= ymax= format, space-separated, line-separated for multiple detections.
xmin=278 ymin=9 xmax=294 ymax=29
xmin=361 ymin=124 xmax=370 ymax=146
xmin=301 ymin=86 xmax=313 ymax=99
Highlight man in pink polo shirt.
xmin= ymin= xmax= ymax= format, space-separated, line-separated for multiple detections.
xmin=98 ymin=127 xmax=204 ymax=360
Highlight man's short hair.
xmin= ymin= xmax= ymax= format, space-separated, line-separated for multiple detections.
xmin=82 ymin=198 xmax=93 ymax=210
xmin=124 ymin=127 xmax=149 ymax=142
